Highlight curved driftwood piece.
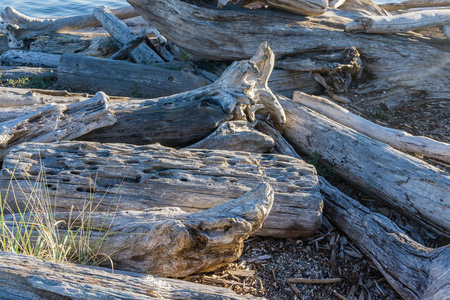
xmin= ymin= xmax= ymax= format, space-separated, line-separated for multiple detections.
xmin=293 ymin=91 xmax=450 ymax=163
xmin=57 ymin=54 xmax=208 ymax=99
xmin=0 ymin=252 xmax=258 ymax=300
xmin=187 ymin=120 xmax=275 ymax=153
xmin=127 ymin=0 xmax=450 ymax=105
xmin=380 ymin=0 xmax=450 ymax=11
xmin=0 ymin=92 xmax=116 ymax=160
xmin=4 ymin=183 xmax=274 ymax=277
xmin=337 ymin=0 xmax=390 ymax=16
xmin=1 ymin=141 xmax=323 ymax=238
xmin=0 ymin=50 xmax=60 ymax=67
xmin=321 ymin=178 xmax=450 ymax=300
xmin=345 ymin=9 xmax=450 ymax=33
xmin=93 ymin=6 xmax=163 ymax=63
xmin=0 ymin=6 xmax=139 ymax=48
xmin=80 ymin=42 xmax=286 ymax=146
xmin=280 ymin=99 xmax=450 ymax=236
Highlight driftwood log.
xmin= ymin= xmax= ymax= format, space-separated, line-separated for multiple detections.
xmin=321 ymin=178 xmax=450 ymax=300
xmin=187 ymin=120 xmax=275 ymax=153
xmin=218 ymin=0 xmax=328 ymax=16
xmin=0 ymin=50 xmax=60 ymax=67
xmin=93 ymin=6 xmax=163 ymax=63
xmin=0 ymin=251 xmax=258 ymax=300
xmin=380 ymin=0 xmax=450 ymax=11
xmin=127 ymin=0 xmax=450 ymax=106
xmin=280 ymin=99 xmax=450 ymax=237
xmin=57 ymin=54 xmax=208 ymax=98
xmin=1 ymin=141 xmax=323 ymax=238
xmin=293 ymin=91 xmax=450 ymax=163
xmin=4 ymin=183 xmax=274 ymax=277
xmin=0 ymin=6 xmax=139 ymax=48
xmin=345 ymin=9 xmax=450 ymax=33
xmin=79 ymin=42 xmax=286 ymax=146
xmin=0 ymin=92 xmax=116 ymax=160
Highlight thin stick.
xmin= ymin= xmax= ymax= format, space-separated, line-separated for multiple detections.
xmin=287 ymin=277 xmax=342 ymax=284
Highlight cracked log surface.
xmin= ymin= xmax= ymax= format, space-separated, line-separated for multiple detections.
xmin=3 ymin=183 xmax=274 ymax=277
xmin=0 ymin=251 xmax=259 ymax=300
xmin=127 ymin=0 xmax=450 ymax=106
xmin=321 ymin=178 xmax=450 ymax=300
xmin=1 ymin=141 xmax=323 ymax=238
xmin=281 ymin=99 xmax=450 ymax=237
xmin=0 ymin=92 xmax=116 ymax=161
xmin=79 ymin=42 xmax=286 ymax=147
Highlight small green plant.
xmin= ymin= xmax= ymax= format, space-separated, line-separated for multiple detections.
xmin=371 ymin=109 xmax=391 ymax=121
xmin=0 ymin=163 xmax=115 ymax=266
xmin=2 ymin=72 xmax=56 ymax=89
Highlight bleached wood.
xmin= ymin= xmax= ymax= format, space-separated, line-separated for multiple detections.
xmin=4 ymin=183 xmax=274 ymax=277
xmin=0 ymin=6 xmax=139 ymax=48
xmin=337 ymin=0 xmax=390 ymax=16
xmin=321 ymin=178 xmax=450 ymax=300
xmin=80 ymin=43 xmax=286 ymax=146
xmin=0 ymin=252 xmax=258 ymax=300
xmin=93 ymin=6 xmax=163 ymax=64
xmin=1 ymin=142 xmax=323 ymax=238
xmin=345 ymin=9 xmax=450 ymax=33
xmin=0 ymin=50 xmax=60 ymax=67
xmin=380 ymin=0 xmax=450 ymax=11
xmin=293 ymin=91 xmax=450 ymax=163
xmin=127 ymin=0 xmax=450 ymax=106
xmin=0 ymin=92 xmax=116 ymax=160
xmin=187 ymin=120 xmax=275 ymax=153
xmin=219 ymin=0 xmax=328 ymax=15
xmin=280 ymin=99 xmax=450 ymax=236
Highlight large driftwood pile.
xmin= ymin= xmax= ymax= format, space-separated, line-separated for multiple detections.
xmin=0 ymin=0 xmax=449 ymax=299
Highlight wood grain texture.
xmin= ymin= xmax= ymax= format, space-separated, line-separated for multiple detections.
xmin=0 ymin=251 xmax=259 ymax=299
xmin=1 ymin=141 xmax=323 ymax=238
xmin=321 ymin=178 xmax=450 ymax=300
xmin=281 ymin=99 xmax=450 ymax=237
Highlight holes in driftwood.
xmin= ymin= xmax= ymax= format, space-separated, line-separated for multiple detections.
xmin=76 ymin=186 xmax=94 ymax=193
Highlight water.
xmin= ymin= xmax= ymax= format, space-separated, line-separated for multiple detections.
xmin=0 ymin=0 xmax=129 ymax=17
xmin=0 ymin=0 xmax=401 ymax=18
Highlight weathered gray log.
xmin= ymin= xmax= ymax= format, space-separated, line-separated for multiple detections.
xmin=187 ymin=120 xmax=275 ymax=153
xmin=345 ymin=9 xmax=450 ymax=33
xmin=110 ymin=29 xmax=146 ymax=60
xmin=127 ymin=0 xmax=450 ymax=105
xmin=0 ymin=92 xmax=116 ymax=160
xmin=0 ymin=66 xmax=56 ymax=82
xmin=337 ymin=0 xmax=390 ymax=16
xmin=443 ymin=24 xmax=450 ymax=39
xmin=4 ymin=183 xmax=274 ymax=277
xmin=219 ymin=0 xmax=328 ymax=16
xmin=321 ymin=178 xmax=450 ymax=300
xmin=0 ymin=251 xmax=258 ymax=300
xmin=280 ymin=98 xmax=450 ymax=236
xmin=380 ymin=0 xmax=450 ymax=11
xmin=93 ymin=6 xmax=163 ymax=63
xmin=57 ymin=54 xmax=208 ymax=99
xmin=79 ymin=43 xmax=286 ymax=146
xmin=0 ymin=50 xmax=60 ymax=67
xmin=293 ymin=91 xmax=450 ymax=163
xmin=1 ymin=141 xmax=323 ymax=238
xmin=0 ymin=6 xmax=139 ymax=48
xmin=29 ymin=33 xmax=118 ymax=58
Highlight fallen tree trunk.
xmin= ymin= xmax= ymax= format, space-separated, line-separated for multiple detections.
xmin=0 ymin=6 xmax=139 ymax=48
xmin=345 ymin=9 xmax=450 ymax=33
xmin=380 ymin=0 xmax=450 ymax=11
xmin=57 ymin=54 xmax=208 ymax=98
xmin=1 ymin=141 xmax=323 ymax=238
xmin=321 ymin=178 xmax=450 ymax=300
xmin=79 ymin=42 xmax=286 ymax=146
xmin=127 ymin=0 xmax=450 ymax=105
xmin=187 ymin=120 xmax=275 ymax=153
xmin=0 ymin=251 xmax=258 ymax=299
xmin=280 ymin=98 xmax=450 ymax=236
xmin=293 ymin=91 xmax=450 ymax=163
xmin=93 ymin=6 xmax=163 ymax=63
xmin=4 ymin=183 xmax=274 ymax=277
xmin=0 ymin=92 xmax=116 ymax=160
xmin=0 ymin=50 xmax=60 ymax=67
